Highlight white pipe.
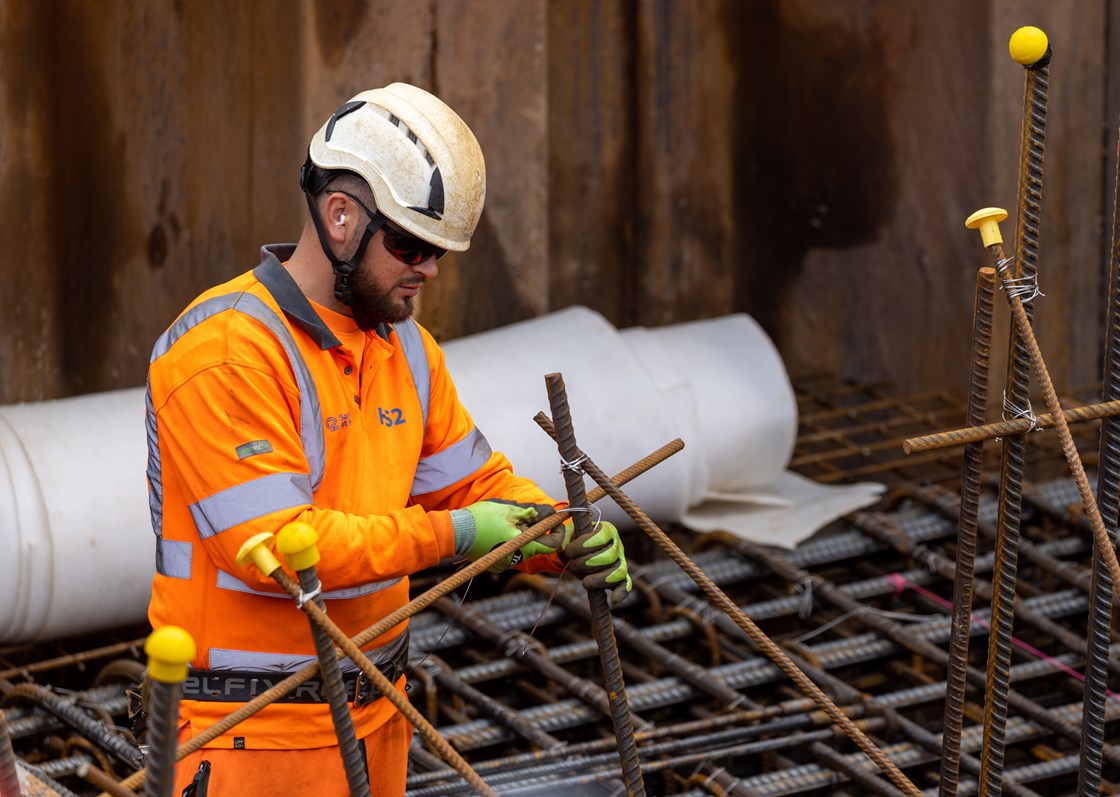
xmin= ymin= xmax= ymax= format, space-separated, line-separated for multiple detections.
xmin=0 ymin=388 xmax=152 ymax=642
xmin=0 ymin=307 xmax=797 ymax=642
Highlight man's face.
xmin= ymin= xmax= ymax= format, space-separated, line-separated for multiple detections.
xmin=347 ymin=226 xmax=439 ymax=331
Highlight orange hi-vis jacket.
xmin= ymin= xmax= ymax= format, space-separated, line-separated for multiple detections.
xmin=146 ymin=245 xmax=561 ymax=749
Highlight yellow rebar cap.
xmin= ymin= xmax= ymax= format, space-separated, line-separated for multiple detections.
xmin=276 ymin=522 xmax=321 ymax=572
xmin=1009 ymin=26 xmax=1048 ymax=66
xmin=236 ymin=531 xmax=281 ymax=575
xmin=965 ymin=207 xmax=1008 ymax=248
xmin=145 ymin=626 xmax=196 ymax=684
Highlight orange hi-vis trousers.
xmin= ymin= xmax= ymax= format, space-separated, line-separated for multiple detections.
xmin=173 ymin=711 xmax=412 ymax=797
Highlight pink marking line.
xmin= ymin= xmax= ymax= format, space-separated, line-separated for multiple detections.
xmin=887 ymin=572 xmax=1120 ymax=702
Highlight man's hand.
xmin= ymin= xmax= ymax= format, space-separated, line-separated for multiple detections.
xmin=452 ymin=500 xmax=562 ymax=572
xmin=563 ymin=521 xmax=632 ymax=605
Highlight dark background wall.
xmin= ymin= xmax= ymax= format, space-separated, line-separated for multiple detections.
xmin=0 ymin=0 xmax=1113 ymax=404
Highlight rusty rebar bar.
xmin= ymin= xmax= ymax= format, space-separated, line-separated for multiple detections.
xmin=77 ymin=763 xmax=134 ymax=797
xmin=977 ymin=40 xmax=1050 ymax=797
xmin=2 ymin=680 xmax=142 ymax=772
xmin=293 ymin=564 xmax=369 ymax=797
xmin=106 ymin=440 xmax=682 ymax=796
xmin=533 ymin=414 xmax=923 ymax=797
xmin=0 ymin=639 xmax=146 ymax=683
xmin=142 ymin=679 xmax=180 ymax=797
xmin=543 ymin=372 xmax=645 ymax=797
xmin=938 ymin=266 xmax=996 ymax=797
xmin=903 ymin=399 xmax=1120 ymax=454
xmin=1076 ymin=110 xmax=1120 ymax=797
xmin=0 ymin=709 xmax=22 ymax=797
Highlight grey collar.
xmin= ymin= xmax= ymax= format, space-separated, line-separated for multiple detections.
xmin=253 ymin=244 xmax=393 ymax=348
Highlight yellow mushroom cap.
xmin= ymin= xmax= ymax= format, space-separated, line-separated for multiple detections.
xmin=276 ymin=521 xmax=321 ymax=572
xmin=145 ymin=626 xmax=197 ymax=684
xmin=1009 ymin=26 xmax=1049 ymax=66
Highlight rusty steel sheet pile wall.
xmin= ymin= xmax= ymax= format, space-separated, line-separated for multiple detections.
xmin=0 ymin=1 xmax=1113 ymax=404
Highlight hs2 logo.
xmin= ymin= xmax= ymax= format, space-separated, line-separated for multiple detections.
xmin=378 ymin=407 xmax=406 ymax=427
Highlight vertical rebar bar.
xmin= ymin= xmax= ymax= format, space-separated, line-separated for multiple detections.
xmin=939 ymin=266 xmax=997 ymax=797
xmin=978 ymin=39 xmax=1049 ymax=797
xmin=0 ymin=709 xmax=22 ymax=797
xmin=294 ymin=565 xmax=370 ymax=797
xmin=142 ymin=627 xmax=194 ymax=797
xmin=544 ymin=372 xmax=645 ymax=797
xmin=143 ymin=681 xmax=180 ymax=797
xmin=1076 ymin=113 xmax=1120 ymax=797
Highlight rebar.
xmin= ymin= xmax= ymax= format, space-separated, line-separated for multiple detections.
xmin=293 ymin=564 xmax=369 ymax=797
xmin=142 ymin=679 xmax=180 ymax=797
xmin=937 ymin=266 xmax=996 ymax=797
xmin=1 ymin=680 xmax=142 ymax=771
xmin=543 ymin=372 xmax=645 ymax=797
xmin=1076 ymin=102 xmax=1120 ymax=797
xmin=77 ymin=763 xmax=134 ymax=797
xmin=977 ymin=40 xmax=1049 ymax=797
xmin=0 ymin=709 xmax=22 ymax=797
xmin=533 ymin=413 xmax=923 ymax=797
xmin=903 ymin=398 xmax=1120 ymax=454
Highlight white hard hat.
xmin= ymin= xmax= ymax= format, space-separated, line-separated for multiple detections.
xmin=305 ymin=83 xmax=486 ymax=252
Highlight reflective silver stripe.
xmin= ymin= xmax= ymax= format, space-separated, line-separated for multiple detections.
xmin=216 ymin=569 xmax=402 ymax=600
xmin=156 ymin=539 xmax=193 ymax=580
xmin=410 ymin=427 xmax=493 ymax=496
xmin=189 ymin=472 xmax=313 ymax=539
xmin=148 ymin=292 xmax=327 ymax=492
xmin=395 ymin=319 xmax=430 ymax=428
xmin=145 ymin=381 xmax=163 ymax=539
xmin=208 ymin=631 xmax=408 ymax=674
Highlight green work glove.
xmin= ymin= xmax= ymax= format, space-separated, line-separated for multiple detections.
xmin=451 ymin=500 xmax=563 ymax=572
xmin=563 ymin=521 xmax=632 ymax=605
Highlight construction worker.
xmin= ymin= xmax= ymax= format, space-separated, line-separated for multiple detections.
xmin=145 ymin=83 xmax=631 ymax=797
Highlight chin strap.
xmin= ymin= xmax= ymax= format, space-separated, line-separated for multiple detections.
xmin=300 ymin=156 xmax=385 ymax=306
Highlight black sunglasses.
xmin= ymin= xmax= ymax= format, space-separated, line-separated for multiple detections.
xmin=380 ymin=224 xmax=447 ymax=265
xmin=330 ymin=191 xmax=446 ymax=266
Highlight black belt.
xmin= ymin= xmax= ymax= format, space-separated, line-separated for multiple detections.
xmin=182 ymin=638 xmax=408 ymax=708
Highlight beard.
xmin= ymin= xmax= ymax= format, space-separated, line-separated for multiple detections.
xmin=349 ymin=266 xmax=416 ymax=331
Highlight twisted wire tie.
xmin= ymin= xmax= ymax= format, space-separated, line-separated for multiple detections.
xmin=296 ymin=583 xmax=322 ymax=609
xmin=559 ymin=454 xmax=588 ymax=474
xmin=1004 ymin=274 xmax=1045 ymax=304
xmin=1002 ymin=389 xmax=1042 ymax=432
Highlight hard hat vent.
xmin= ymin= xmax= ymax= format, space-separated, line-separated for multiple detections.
xmin=325 ymin=101 xmax=366 ymax=143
